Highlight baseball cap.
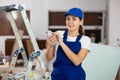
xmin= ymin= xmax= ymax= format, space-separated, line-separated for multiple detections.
xmin=64 ymin=7 xmax=84 ymax=19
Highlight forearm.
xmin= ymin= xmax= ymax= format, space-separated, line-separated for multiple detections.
xmin=60 ymin=42 xmax=88 ymax=66
xmin=60 ymin=42 xmax=79 ymax=65
xmin=46 ymin=32 xmax=57 ymax=61
xmin=46 ymin=45 xmax=55 ymax=61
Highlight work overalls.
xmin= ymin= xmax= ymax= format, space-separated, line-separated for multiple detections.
xmin=51 ymin=30 xmax=86 ymax=80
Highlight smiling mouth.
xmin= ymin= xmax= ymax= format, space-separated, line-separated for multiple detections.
xmin=68 ymin=25 xmax=73 ymax=28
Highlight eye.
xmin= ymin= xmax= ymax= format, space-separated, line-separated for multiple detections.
xmin=66 ymin=17 xmax=70 ymax=21
xmin=73 ymin=18 xmax=76 ymax=21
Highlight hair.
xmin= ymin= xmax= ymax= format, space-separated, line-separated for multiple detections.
xmin=79 ymin=25 xmax=84 ymax=35
xmin=79 ymin=18 xmax=85 ymax=35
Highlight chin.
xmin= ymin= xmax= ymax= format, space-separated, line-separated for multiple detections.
xmin=69 ymin=28 xmax=75 ymax=31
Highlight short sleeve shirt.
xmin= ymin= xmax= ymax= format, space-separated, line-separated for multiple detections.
xmin=56 ymin=30 xmax=91 ymax=51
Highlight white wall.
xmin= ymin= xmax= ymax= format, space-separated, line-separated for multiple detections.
xmin=31 ymin=0 xmax=48 ymax=39
xmin=108 ymin=0 xmax=120 ymax=45
xmin=48 ymin=0 xmax=106 ymax=11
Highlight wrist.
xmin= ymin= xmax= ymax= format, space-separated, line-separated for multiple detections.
xmin=59 ymin=40 xmax=64 ymax=46
xmin=47 ymin=43 xmax=56 ymax=47
xmin=47 ymin=44 xmax=55 ymax=51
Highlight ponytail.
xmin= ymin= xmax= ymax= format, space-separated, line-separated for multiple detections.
xmin=79 ymin=25 xmax=84 ymax=35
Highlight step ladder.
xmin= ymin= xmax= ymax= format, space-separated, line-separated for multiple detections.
xmin=0 ymin=4 xmax=50 ymax=80
xmin=0 ymin=4 xmax=28 ymax=79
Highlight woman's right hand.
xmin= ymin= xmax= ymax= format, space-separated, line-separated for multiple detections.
xmin=46 ymin=33 xmax=57 ymax=61
xmin=47 ymin=32 xmax=57 ymax=46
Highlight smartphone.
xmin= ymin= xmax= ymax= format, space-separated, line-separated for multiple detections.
xmin=46 ymin=30 xmax=52 ymax=37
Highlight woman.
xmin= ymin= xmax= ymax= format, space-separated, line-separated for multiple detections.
xmin=46 ymin=7 xmax=91 ymax=80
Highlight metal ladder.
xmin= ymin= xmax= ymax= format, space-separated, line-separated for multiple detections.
xmin=0 ymin=4 xmax=28 ymax=79
xmin=0 ymin=4 xmax=50 ymax=80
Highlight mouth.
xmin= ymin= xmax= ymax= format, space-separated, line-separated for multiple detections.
xmin=68 ymin=25 xmax=73 ymax=28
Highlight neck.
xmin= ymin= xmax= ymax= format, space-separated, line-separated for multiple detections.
xmin=68 ymin=30 xmax=79 ymax=37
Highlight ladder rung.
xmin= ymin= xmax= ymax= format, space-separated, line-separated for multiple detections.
xmin=8 ymin=72 xmax=26 ymax=79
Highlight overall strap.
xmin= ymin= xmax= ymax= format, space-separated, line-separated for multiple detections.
xmin=76 ymin=34 xmax=82 ymax=42
xmin=63 ymin=30 xmax=82 ymax=42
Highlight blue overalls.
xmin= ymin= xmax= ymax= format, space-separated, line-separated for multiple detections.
xmin=51 ymin=30 xmax=86 ymax=80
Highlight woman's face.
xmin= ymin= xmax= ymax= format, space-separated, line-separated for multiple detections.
xmin=66 ymin=15 xmax=83 ymax=32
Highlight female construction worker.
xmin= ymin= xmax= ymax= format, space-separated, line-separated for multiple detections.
xmin=46 ymin=7 xmax=91 ymax=80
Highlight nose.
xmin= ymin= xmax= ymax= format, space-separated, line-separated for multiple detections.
xmin=67 ymin=19 xmax=73 ymax=24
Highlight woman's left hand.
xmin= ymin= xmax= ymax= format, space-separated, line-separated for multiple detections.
xmin=55 ymin=32 xmax=63 ymax=45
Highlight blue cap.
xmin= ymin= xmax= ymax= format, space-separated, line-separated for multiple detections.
xmin=64 ymin=7 xmax=84 ymax=19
